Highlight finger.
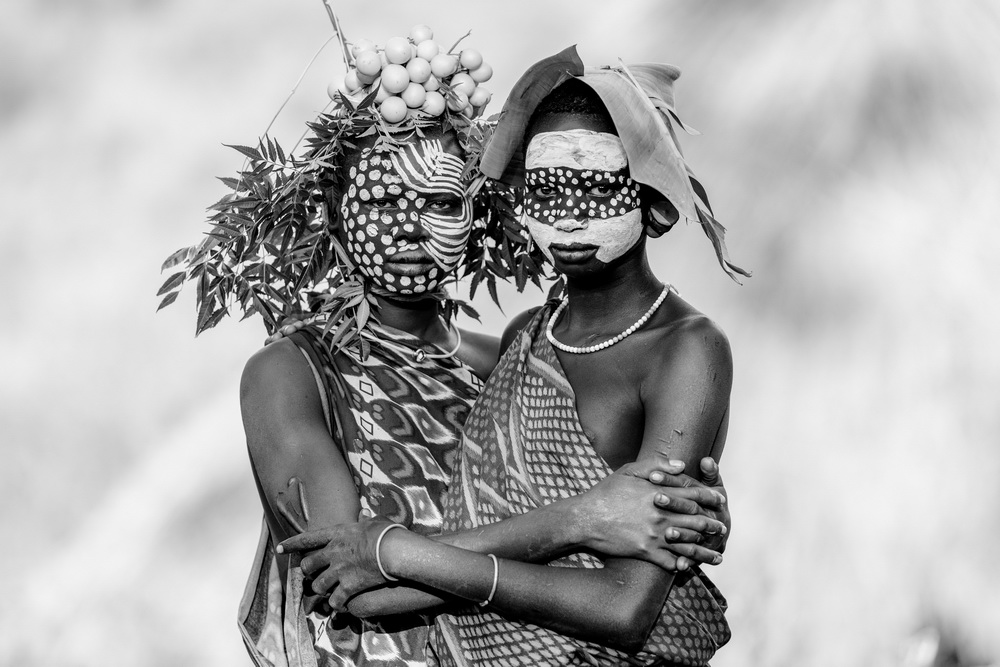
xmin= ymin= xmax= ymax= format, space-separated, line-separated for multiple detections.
xmin=328 ymin=586 xmax=350 ymax=613
xmin=666 ymin=543 xmax=723 ymax=565
xmin=663 ymin=513 xmax=728 ymax=536
xmin=653 ymin=493 xmax=701 ymax=515
xmin=278 ymin=531 xmax=331 ymax=554
xmin=358 ymin=508 xmax=374 ymax=521
xmin=654 ymin=486 xmax=726 ymax=511
xmin=647 ymin=472 xmax=703 ymax=488
xmin=634 ymin=455 xmax=687 ymax=484
xmin=300 ymin=553 xmax=325 ymax=576
xmin=311 ymin=567 xmax=340 ymax=596
xmin=643 ymin=550 xmax=683 ymax=573
xmin=663 ymin=527 xmax=705 ymax=543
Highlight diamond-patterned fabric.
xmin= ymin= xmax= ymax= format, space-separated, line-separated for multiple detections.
xmin=239 ymin=323 xmax=483 ymax=667
xmin=431 ymin=303 xmax=730 ymax=667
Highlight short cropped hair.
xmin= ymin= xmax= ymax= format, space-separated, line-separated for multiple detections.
xmin=526 ymin=79 xmax=616 ymax=138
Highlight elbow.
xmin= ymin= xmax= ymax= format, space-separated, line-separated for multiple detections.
xmin=598 ymin=594 xmax=661 ymax=653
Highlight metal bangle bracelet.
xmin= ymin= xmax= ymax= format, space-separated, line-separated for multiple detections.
xmin=375 ymin=523 xmax=406 ymax=582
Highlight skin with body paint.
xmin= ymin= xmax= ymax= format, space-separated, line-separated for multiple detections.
xmin=523 ymin=128 xmax=644 ymax=267
xmin=340 ymin=137 xmax=472 ymax=295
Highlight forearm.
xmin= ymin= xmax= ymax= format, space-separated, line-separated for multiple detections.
xmin=346 ymin=584 xmax=453 ymax=618
xmin=349 ymin=501 xmax=583 ymax=617
xmin=382 ymin=530 xmax=671 ymax=652
xmin=430 ymin=497 xmax=585 ymax=562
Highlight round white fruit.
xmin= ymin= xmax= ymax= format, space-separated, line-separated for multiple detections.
xmin=406 ymin=57 xmax=431 ymax=84
xmin=459 ymin=49 xmax=483 ymax=70
xmin=401 ymin=82 xmax=427 ymax=108
xmin=450 ymin=72 xmax=476 ymax=97
xmin=421 ymin=90 xmax=446 ymax=116
xmin=430 ymin=53 xmax=458 ymax=79
xmin=343 ymin=69 xmax=361 ymax=93
xmin=423 ymin=74 xmax=440 ymax=92
xmin=469 ymin=61 xmax=493 ymax=83
xmin=415 ymin=40 xmax=440 ymax=61
xmin=469 ymin=86 xmax=492 ymax=108
xmin=384 ymin=37 xmax=411 ymax=65
xmin=446 ymin=89 xmax=469 ymax=112
xmin=409 ymin=24 xmax=433 ymax=43
xmin=380 ymin=64 xmax=410 ymax=94
xmin=351 ymin=39 xmax=376 ymax=58
xmin=380 ymin=96 xmax=407 ymax=123
xmin=355 ymin=50 xmax=382 ymax=77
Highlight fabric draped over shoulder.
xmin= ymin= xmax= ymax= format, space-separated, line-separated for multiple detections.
xmin=430 ymin=304 xmax=731 ymax=667
xmin=239 ymin=325 xmax=484 ymax=667
xmin=481 ymin=45 xmax=749 ymax=282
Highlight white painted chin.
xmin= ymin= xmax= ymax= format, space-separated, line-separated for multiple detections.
xmin=525 ymin=208 xmax=643 ymax=265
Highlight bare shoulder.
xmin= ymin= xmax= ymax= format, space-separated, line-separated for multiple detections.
xmin=644 ymin=295 xmax=732 ymax=382
xmin=500 ymin=306 xmax=543 ymax=354
xmin=456 ymin=328 xmax=502 ymax=379
xmin=240 ymin=338 xmax=312 ymax=402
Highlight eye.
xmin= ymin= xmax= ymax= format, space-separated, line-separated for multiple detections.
xmin=529 ymin=185 xmax=558 ymax=199
xmin=587 ymin=184 xmax=616 ymax=197
xmin=426 ymin=195 xmax=464 ymax=215
xmin=369 ymin=197 xmax=398 ymax=209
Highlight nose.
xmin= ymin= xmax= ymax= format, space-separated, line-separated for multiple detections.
xmin=553 ymin=218 xmax=589 ymax=232
xmin=394 ymin=212 xmax=430 ymax=241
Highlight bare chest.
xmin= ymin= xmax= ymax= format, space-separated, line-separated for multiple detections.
xmin=555 ymin=351 xmax=645 ymax=471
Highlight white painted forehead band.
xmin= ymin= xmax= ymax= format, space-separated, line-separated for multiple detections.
xmin=525 ymin=129 xmax=628 ymax=171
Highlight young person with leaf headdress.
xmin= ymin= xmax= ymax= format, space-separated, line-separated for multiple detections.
xmin=162 ymin=26 xmax=731 ymax=667
xmin=278 ymin=46 xmax=747 ymax=666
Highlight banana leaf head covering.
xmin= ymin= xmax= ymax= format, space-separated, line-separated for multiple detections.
xmin=482 ymin=45 xmax=749 ymax=282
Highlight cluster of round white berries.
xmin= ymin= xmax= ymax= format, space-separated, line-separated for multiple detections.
xmin=329 ymin=24 xmax=494 ymax=124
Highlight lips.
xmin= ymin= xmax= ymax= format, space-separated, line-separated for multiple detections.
xmin=385 ymin=248 xmax=436 ymax=275
xmin=549 ymin=243 xmax=599 ymax=264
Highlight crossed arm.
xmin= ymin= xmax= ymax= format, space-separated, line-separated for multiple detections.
xmin=279 ymin=318 xmax=734 ymax=651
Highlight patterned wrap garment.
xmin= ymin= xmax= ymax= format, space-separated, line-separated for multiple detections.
xmin=238 ymin=323 xmax=484 ymax=667
xmin=430 ymin=303 xmax=731 ymax=667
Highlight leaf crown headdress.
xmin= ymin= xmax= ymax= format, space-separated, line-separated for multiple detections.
xmin=157 ymin=19 xmax=530 ymax=357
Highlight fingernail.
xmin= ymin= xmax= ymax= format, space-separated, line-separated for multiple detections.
xmin=665 ymin=528 xmax=678 ymax=539
xmin=720 ymin=525 xmax=727 ymax=535
xmin=656 ymin=494 xmax=669 ymax=506
xmin=668 ymin=460 xmax=684 ymax=467
xmin=716 ymin=494 xmax=726 ymax=504
xmin=275 ymin=545 xmax=284 ymax=554
xmin=714 ymin=554 xmax=723 ymax=564
xmin=650 ymin=472 xmax=664 ymax=483
xmin=677 ymin=559 xmax=689 ymax=571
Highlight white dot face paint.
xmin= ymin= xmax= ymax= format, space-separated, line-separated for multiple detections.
xmin=523 ymin=129 xmax=643 ymax=265
xmin=339 ymin=139 xmax=472 ymax=295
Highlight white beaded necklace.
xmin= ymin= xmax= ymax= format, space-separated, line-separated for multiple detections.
xmin=546 ymin=285 xmax=672 ymax=354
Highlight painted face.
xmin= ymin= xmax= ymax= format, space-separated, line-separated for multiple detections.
xmin=523 ymin=129 xmax=643 ymax=266
xmin=340 ymin=138 xmax=472 ymax=295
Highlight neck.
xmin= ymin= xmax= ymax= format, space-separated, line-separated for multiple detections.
xmin=372 ymin=294 xmax=450 ymax=342
xmin=560 ymin=242 xmax=663 ymax=329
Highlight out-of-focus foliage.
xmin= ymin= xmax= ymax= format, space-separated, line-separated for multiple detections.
xmin=2 ymin=1 xmax=998 ymax=666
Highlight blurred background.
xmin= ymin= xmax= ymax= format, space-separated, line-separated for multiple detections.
xmin=2 ymin=1 xmax=998 ymax=665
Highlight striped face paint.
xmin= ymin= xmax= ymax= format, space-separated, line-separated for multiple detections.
xmin=523 ymin=129 xmax=643 ymax=265
xmin=340 ymin=139 xmax=471 ymax=295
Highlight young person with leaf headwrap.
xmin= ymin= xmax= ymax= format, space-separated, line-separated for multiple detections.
xmin=278 ymin=46 xmax=747 ymax=666
xmin=162 ymin=26 xmax=731 ymax=667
